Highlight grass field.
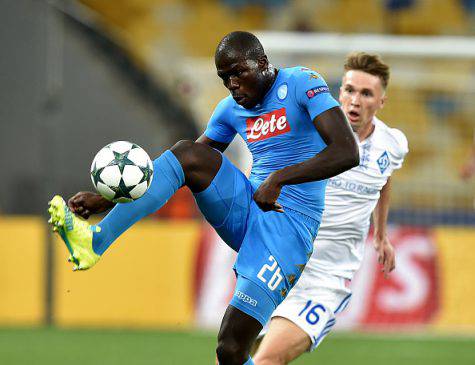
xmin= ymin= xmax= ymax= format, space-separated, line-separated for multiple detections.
xmin=0 ymin=327 xmax=474 ymax=365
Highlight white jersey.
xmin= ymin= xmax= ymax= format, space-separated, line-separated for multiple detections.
xmin=309 ymin=117 xmax=408 ymax=279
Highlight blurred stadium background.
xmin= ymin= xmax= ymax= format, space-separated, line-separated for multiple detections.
xmin=1 ymin=0 xmax=475 ymax=364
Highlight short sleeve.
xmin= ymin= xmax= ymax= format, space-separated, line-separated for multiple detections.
xmin=203 ymin=97 xmax=237 ymax=143
xmin=293 ymin=68 xmax=340 ymax=121
xmin=388 ymin=128 xmax=409 ymax=171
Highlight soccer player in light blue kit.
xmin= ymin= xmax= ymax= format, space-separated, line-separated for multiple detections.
xmin=48 ymin=31 xmax=359 ymax=365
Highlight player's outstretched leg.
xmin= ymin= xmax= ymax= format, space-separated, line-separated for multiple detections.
xmin=50 ymin=140 xmax=222 ymax=270
xmin=216 ymin=306 xmax=262 ymax=365
xmin=91 ymin=141 xmax=222 ymax=253
xmin=48 ymin=195 xmax=100 ymax=270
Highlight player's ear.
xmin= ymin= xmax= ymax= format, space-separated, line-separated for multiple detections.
xmin=378 ymin=78 xmax=387 ymax=109
xmin=338 ymin=85 xmax=345 ymax=104
xmin=257 ymin=55 xmax=269 ymax=71
xmin=380 ymin=93 xmax=387 ymax=109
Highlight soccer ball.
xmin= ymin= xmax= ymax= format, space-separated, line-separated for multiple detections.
xmin=90 ymin=141 xmax=154 ymax=203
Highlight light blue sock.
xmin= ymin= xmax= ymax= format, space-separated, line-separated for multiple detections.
xmin=91 ymin=150 xmax=184 ymax=255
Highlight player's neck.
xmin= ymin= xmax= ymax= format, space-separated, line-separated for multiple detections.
xmin=263 ymin=66 xmax=278 ymax=95
xmin=357 ymin=119 xmax=375 ymax=142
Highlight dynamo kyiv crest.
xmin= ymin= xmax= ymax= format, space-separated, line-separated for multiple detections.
xmin=377 ymin=151 xmax=390 ymax=173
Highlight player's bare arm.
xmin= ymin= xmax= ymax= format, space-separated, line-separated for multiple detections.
xmin=195 ymin=134 xmax=230 ymax=152
xmin=372 ymin=177 xmax=395 ymax=277
xmin=254 ymin=106 xmax=359 ymax=212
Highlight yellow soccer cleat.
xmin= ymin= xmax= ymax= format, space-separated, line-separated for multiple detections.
xmin=48 ymin=195 xmax=101 ymax=270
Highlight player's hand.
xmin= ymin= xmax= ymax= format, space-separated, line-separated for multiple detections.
xmin=67 ymin=191 xmax=114 ymax=219
xmin=374 ymin=235 xmax=395 ymax=278
xmin=253 ymin=173 xmax=284 ymax=213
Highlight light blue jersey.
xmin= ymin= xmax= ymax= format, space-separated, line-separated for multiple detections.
xmin=205 ymin=67 xmax=340 ymax=220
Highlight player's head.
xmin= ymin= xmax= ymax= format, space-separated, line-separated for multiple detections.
xmin=215 ymin=31 xmax=273 ymax=109
xmin=339 ymin=52 xmax=390 ymax=133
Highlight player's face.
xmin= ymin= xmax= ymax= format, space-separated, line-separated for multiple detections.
xmin=339 ymin=70 xmax=386 ymax=133
xmin=216 ymin=54 xmax=268 ymax=109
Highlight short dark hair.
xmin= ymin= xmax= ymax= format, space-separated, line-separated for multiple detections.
xmin=215 ymin=31 xmax=265 ymax=61
xmin=344 ymin=52 xmax=390 ymax=89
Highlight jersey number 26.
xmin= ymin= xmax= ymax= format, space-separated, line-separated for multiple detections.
xmin=257 ymin=255 xmax=284 ymax=291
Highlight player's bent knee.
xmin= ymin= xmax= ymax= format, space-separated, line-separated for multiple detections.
xmin=171 ymin=140 xmax=213 ymax=170
xmin=170 ymin=140 xmax=201 ymax=171
xmin=216 ymin=340 xmax=249 ymax=365
xmin=170 ymin=140 xmax=195 ymax=161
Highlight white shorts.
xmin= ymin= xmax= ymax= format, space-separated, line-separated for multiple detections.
xmin=266 ymin=269 xmax=352 ymax=351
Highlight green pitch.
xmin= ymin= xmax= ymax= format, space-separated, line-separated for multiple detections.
xmin=0 ymin=327 xmax=473 ymax=365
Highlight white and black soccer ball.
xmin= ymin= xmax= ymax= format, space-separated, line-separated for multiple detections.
xmin=90 ymin=141 xmax=154 ymax=203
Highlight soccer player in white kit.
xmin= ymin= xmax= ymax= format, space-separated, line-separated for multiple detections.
xmin=253 ymin=52 xmax=409 ymax=365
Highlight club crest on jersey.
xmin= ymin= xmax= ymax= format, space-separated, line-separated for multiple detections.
xmin=246 ymin=108 xmax=291 ymax=142
xmin=377 ymin=151 xmax=390 ymax=173
xmin=306 ymin=86 xmax=329 ymax=99
xmin=277 ymin=84 xmax=288 ymax=100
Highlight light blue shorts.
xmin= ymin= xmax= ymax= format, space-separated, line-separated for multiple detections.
xmin=194 ymin=154 xmax=321 ymax=326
